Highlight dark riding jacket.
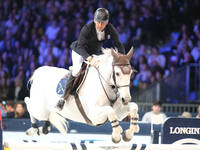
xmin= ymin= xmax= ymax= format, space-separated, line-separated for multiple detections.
xmin=70 ymin=22 xmax=125 ymax=60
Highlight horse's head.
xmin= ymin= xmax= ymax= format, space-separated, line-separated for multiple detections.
xmin=110 ymin=47 xmax=134 ymax=105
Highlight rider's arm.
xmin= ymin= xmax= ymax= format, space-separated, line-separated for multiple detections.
xmin=76 ymin=25 xmax=91 ymax=60
xmin=109 ymin=23 xmax=125 ymax=55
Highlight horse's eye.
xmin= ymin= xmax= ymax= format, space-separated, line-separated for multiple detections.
xmin=116 ymin=72 xmax=120 ymax=76
xmin=111 ymin=85 xmax=115 ymax=89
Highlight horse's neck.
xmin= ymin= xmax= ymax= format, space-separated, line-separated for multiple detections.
xmin=78 ymin=56 xmax=113 ymax=102
xmin=98 ymin=55 xmax=113 ymax=81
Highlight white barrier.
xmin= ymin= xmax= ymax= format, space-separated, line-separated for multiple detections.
xmin=4 ymin=141 xmax=200 ymax=150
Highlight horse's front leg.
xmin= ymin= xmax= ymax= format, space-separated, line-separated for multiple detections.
xmin=108 ymin=108 xmax=123 ymax=143
xmin=123 ymin=102 xmax=140 ymax=142
xmin=90 ymin=106 xmax=122 ymax=143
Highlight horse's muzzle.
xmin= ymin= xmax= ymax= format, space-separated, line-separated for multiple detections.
xmin=122 ymin=97 xmax=131 ymax=105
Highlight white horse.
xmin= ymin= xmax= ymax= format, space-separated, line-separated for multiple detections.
xmin=25 ymin=47 xmax=139 ymax=143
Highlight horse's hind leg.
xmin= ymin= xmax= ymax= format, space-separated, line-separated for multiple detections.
xmin=26 ymin=115 xmax=39 ymax=136
xmin=41 ymin=121 xmax=51 ymax=134
xmin=123 ymin=102 xmax=140 ymax=142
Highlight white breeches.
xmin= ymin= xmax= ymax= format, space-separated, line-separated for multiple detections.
xmin=71 ymin=51 xmax=84 ymax=77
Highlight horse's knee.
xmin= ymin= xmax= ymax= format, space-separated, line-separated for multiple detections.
xmin=129 ymin=102 xmax=138 ymax=112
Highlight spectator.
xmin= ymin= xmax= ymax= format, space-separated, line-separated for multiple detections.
xmin=0 ymin=71 xmax=11 ymax=100
xmin=45 ymin=19 xmax=61 ymax=41
xmin=179 ymin=111 xmax=192 ymax=118
xmin=177 ymin=33 xmax=193 ymax=52
xmin=9 ymin=76 xmax=29 ymax=101
xmin=133 ymin=44 xmax=149 ymax=62
xmin=5 ymin=100 xmax=15 ymax=118
xmin=191 ymin=40 xmax=200 ymax=62
xmin=154 ymin=68 xmax=164 ymax=81
xmin=179 ymin=51 xmax=195 ymax=66
xmin=193 ymin=19 xmax=200 ymax=42
xmin=148 ymin=46 xmax=166 ymax=69
xmin=142 ymin=101 xmax=167 ymax=124
xmin=135 ymin=63 xmax=151 ymax=82
xmin=134 ymin=55 xmax=148 ymax=71
xmin=117 ymin=25 xmax=130 ymax=46
xmin=196 ymin=105 xmax=200 ymax=118
xmin=14 ymin=101 xmax=29 ymax=119
xmin=0 ymin=101 xmax=7 ymax=118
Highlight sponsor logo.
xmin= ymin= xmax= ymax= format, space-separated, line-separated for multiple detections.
xmin=170 ymin=127 xmax=200 ymax=135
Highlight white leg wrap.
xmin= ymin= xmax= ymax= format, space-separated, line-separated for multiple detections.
xmin=123 ymin=108 xmax=140 ymax=142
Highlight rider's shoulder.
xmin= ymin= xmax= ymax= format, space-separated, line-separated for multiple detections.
xmin=84 ymin=22 xmax=94 ymax=29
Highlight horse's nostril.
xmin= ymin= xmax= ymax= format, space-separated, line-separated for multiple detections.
xmin=122 ymin=98 xmax=125 ymax=103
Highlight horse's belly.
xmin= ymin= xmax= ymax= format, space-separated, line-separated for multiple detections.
xmin=59 ymin=96 xmax=88 ymax=124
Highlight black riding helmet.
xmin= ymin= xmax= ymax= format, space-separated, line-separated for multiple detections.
xmin=94 ymin=8 xmax=109 ymax=22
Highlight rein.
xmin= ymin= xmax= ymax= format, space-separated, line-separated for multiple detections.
xmin=96 ymin=67 xmax=118 ymax=106
xmin=95 ymin=63 xmax=130 ymax=106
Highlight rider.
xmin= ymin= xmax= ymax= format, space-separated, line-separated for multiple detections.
xmin=57 ymin=8 xmax=125 ymax=110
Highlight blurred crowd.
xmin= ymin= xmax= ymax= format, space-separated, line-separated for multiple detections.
xmin=0 ymin=100 xmax=29 ymax=118
xmin=0 ymin=0 xmax=200 ymax=112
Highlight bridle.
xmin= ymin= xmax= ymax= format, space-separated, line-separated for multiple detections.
xmin=112 ymin=63 xmax=131 ymax=88
xmin=95 ymin=62 xmax=131 ymax=106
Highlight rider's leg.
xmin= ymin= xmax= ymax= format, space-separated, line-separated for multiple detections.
xmin=56 ymin=51 xmax=84 ymax=110
xmin=56 ymin=72 xmax=75 ymax=110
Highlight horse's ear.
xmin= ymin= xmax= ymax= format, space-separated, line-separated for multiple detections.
xmin=127 ymin=46 xmax=134 ymax=60
xmin=111 ymin=48 xmax=119 ymax=61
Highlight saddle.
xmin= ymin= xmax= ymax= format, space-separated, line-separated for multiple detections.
xmin=72 ymin=63 xmax=88 ymax=93
xmin=63 ymin=63 xmax=88 ymax=100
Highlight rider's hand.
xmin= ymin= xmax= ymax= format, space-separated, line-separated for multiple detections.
xmin=87 ymin=56 xmax=93 ymax=62
xmin=87 ymin=56 xmax=99 ymax=67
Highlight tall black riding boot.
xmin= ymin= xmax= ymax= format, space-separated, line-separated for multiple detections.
xmin=56 ymin=74 xmax=75 ymax=110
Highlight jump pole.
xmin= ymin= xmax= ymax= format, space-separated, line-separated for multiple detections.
xmin=4 ymin=141 xmax=200 ymax=150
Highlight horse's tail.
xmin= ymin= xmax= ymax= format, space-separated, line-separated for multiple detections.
xmin=26 ymin=67 xmax=40 ymax=91
xmin=27 ymin=76 xmax=33 ymax=91
xmin=49 ymin=112 xmax=68 ymax=135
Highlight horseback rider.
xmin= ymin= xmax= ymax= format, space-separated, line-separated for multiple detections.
xmin=57 ymin=8 xmax=125 ymax=110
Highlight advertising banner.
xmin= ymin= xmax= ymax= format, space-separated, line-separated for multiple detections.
xmin=162 ymin=118 xmax=200 ymax=144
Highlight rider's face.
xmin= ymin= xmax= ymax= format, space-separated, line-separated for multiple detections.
xmin=94 ymin=19 xmax=108 ymax=32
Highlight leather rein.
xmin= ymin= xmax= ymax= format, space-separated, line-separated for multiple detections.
xmin=95 ymin=63 xmax=131 ymax=106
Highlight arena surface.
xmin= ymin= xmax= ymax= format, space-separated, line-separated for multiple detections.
xmin=3 ymin=131 xmax=200 ymax=150
xmin=3 ymin=131 xmax=151 ymax=144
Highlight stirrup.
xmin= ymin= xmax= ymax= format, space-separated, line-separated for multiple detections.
xmin=56 ymin=98 xmax=65 ymax=110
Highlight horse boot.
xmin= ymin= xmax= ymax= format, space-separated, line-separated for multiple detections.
xmin=56 ymin=74 xmax=75 ymax=110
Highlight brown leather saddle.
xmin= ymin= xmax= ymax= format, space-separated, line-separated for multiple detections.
xmin=64 ymin=63 xmax=88 ymax=100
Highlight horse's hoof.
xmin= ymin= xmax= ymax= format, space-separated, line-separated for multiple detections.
xmin=112 ymin=136 xmax=121 ymax=143
xmin=134 ymin=125 xmax=140 ymax=133
xmin=42 ymin=127 xmax=49 ymax=134
xmin=26 ymin=127 xmax=38 ymax=136
xmin=122 ymin=130 xmax=133 ymax=142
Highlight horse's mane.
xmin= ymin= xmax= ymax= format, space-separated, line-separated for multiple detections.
xmin=93 ymin=48 xmax=114 ymax=65
xmin=101 ymin=48 xmax=113 ymax=56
